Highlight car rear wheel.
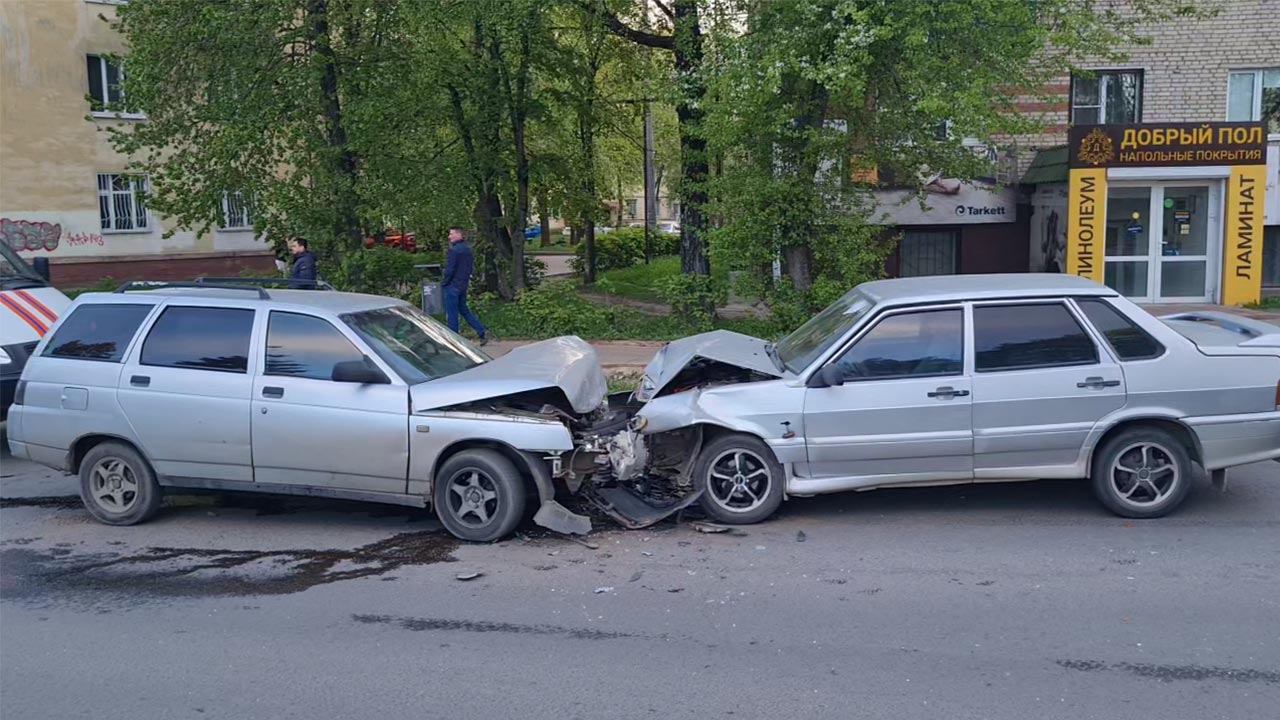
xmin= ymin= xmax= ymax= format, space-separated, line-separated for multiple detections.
xmin=79 ymin=442 xmax=164 ymax=526
xmin=433 ymin=449 xmax=526 ymax=542
xmin=1091 ymin=427 xmax=1193 ymax=519
xmin=694 ymin=433 xmax=784 ymax=525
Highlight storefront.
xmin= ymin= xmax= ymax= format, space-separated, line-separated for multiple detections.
xmin=1065 ymin=121 xmax=1269 ymax=305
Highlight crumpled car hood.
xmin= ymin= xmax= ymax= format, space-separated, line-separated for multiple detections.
xmin=637 ymin=329 xmax=784 ymax=401
xmin=411 ymin=336 xmax=607 ymax=414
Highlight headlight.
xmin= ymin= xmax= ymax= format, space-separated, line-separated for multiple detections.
xmin=0 ymin=347 xmax=11 ymax=366
xmin=636 ymin=374 xmax=656 ymax=401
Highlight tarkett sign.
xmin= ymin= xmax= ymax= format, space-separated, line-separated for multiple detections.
xmin=1066 ymin=122 xmax=1268 ymax=306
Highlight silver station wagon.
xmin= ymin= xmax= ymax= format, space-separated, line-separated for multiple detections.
xmin=6 ymin=280 xmax=618 ymax=542
xmin=599 ymin=274 xmax=1280 ymax=527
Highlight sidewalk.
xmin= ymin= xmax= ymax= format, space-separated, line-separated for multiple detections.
xmin=486 ymin=339 xmax=663 ymax=372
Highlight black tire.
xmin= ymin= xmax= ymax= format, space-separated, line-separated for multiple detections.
xmin=693 ymin=433 xmax=785 ymax=525
xmin=1090 ymin=426 xmax=1194 ymax=519
xmin=433 ymin=449 xmax=526 ymax=542
xmin=78 ymin=441 xmax=164 ymax=526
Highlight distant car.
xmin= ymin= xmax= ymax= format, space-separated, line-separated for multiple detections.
xmin=363 ymin=231 xmax=417 ymax=252
xmin=560 ymin=226 xmax=613 ymax=237
xmin=605 ymin=274 xmax=1280 ymax=526
xmin=6 ymin=280 xmax=614 ymax=542
xmin=524 ymin=226 xmax=541 ymax=240
xmin=657 ymin=221 xmax=680 ymax=235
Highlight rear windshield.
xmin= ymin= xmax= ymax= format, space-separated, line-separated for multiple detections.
xmin=341 ymin=304 xmax=486 ymax=384
xmin=42 ymin=304 xmax=153 ymax=362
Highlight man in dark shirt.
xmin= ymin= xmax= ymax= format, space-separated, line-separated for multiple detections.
xmin=289 ymin=237 xmax=318 ymax=288
xmin=442 ymin=227 xmax=488 ymax=344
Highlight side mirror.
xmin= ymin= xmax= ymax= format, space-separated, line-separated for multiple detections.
xmin=807 ymin=364 xmax=845 ymax=388
xmin=332 ymin=356 xmax=390 ymax=384
xmin=32 ymin=257 xmax=50 ymax=282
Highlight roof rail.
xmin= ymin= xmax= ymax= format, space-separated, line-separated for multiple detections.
xmin=197 ymin=276 xmax=335 ymax=291
xmin=113 ymin=281 xmax=270 ymax=299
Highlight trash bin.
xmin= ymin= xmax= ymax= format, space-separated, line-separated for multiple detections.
xmin=416 ymin=264 xmax=444 ymax=315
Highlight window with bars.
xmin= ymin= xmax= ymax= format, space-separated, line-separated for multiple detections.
xmin=899 ymin=229 xmax=959 ymax=277
xmin=97 ymin=174 xmax=149 ymax=232
xmin=1070 ymin=70 xmax=1143 ymax=125
xmin=625 ymin=199 xmax=638 ymax=219
xmin=221 ymin=191 xmax=252 ymax=230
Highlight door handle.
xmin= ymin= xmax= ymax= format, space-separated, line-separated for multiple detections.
xmin=130 ymin=375 xmax=150 ymax=387
xmin=928 ymin=386 xmax=970 ymax=399
xmin=1077 ymin=377 xmax=1121 ymax=389
xmin=262 ymin=386 xmax=284 ymax=399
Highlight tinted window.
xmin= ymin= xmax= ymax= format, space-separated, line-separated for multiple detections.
xmin=42 ymin=304 xmax=152 ymax=362
xmin=265 ymin=312 xmax=364 ymax=380
xmin=141 ymin=306 xmax=253 ymax=373
xmin=831 ymin=309 xmax=963 ymax=380
xmin=975 ymin=304 xmax=1097 ymax=372
xmin=1075 ymin=299 xmax=1164 ymax=360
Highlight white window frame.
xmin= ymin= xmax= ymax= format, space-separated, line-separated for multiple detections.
xmin=220 ymin=191 xmax=253 ymax=231
xmin=1226 ymin=68 xmax=1280 ymax=124
xmin=87 ymin=54 xmax=145 ymax=120
xmin=97 ymin=173 xmax=151 ymax=234
xmin=1070 ymin=69 xmax=1143 ymax=126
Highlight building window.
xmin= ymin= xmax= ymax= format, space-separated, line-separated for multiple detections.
xmin=1263 ymin=227 xmax=1280 ymax=290
xmin=1070 ymin=70 xmax=1142 ymax=125
xmin=221 ymin=191 xmax=252 ymax=230
xmin=1227 ymin=69 xmax=1280 ymax=134
xmin=625 ymin=199 xmax=638 ymax=219
xmin=87 ymin=55 xmax=123 ymax=109
xmin=97 ymin=174 xmax=149 ymax=232
xmin=899 ymin=229 xmax=958 ymax=277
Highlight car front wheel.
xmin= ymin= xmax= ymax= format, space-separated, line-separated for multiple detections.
xmin=693 ymin=433 xmax=784 ymax=525
xmin=1091 ymin=427 xmax=1194 ymax=519
xmin=433 ymin=449 xmax=526 ymax=542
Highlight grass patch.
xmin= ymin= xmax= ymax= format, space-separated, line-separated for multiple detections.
xmin=64 ymin=277 xmax=120 ymax=299
xmin=590 ymin=255 xmax=730 ymax=303
xmin=1245 ymin=296 xmax=1280 ymax=310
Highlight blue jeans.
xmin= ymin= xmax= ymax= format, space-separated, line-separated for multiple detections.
xmin=444 ymin=287 xmax=486 ymax=338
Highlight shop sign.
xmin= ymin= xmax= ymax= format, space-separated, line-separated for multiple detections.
xmin=1068 ymin=122 xmax=1267 ymax=168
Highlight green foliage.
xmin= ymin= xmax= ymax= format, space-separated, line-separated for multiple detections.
xmin=571 ymin=228 xmax=679 ymax=275
xmin=65 ymin=276 xmax=121 ymax=299
xmin=595 ymin=254 xmax=725 ymax=303
xmin=1245 ymin=297 xmax=1280 ymax=310
xmin=656 ymin=273 xmax=724 ymax=332
xmin=330 ymin=247 xmax=423 ymax=302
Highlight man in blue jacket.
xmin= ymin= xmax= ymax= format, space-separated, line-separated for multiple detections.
xmin=442 ymin=227 xmax=488 ymax=345
xmin=289 ymin=237 xmax=317 ymax=288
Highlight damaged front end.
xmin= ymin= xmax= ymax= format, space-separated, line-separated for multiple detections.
xmin=566 ymin=330 xmax=793 ymax=529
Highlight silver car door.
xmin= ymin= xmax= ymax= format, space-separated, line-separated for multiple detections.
xmin=969 ymin=300 xmax=1126 ymax=479
xmin=116 ymin=303 xmax=257 ymax=482
xmin=250 ymin=310 xmax=408 ymax=494
xmin=802 ymin=306 xmax=973 ymax=487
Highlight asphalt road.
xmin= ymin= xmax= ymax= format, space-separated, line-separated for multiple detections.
xmin=3 ymin=434 xmax=1279 ymax=720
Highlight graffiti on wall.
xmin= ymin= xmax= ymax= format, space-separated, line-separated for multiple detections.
xmin=1 ymin=218 xmax=62 ymax=251
xmin=0 ymin=219 xmax=106 ymax=252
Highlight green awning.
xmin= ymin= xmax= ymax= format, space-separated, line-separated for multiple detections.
xmin=1021 ymin=145 xmax=1069 ymax=185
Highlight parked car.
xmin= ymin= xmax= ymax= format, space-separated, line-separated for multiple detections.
xmin=1 ymin=242 xmax=73 ymax=419
xmin=524 ymin=226 xmax=541 ymax=240
xmin=597 ymin=274 xmax=1280 ymax=526
xmin=657 ymin=221 xmax=680 ymax=235
xmin=6 ymin=280 xmax=619 ymax=542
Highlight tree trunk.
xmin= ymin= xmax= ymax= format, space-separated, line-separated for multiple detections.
xmin=493 ymin=19 xmax=533 ymax=293
xmin=307 ymin=0 xmax=362 ymax=259
xmin=785 ymin=246 xmax=813 ymax=292
xmin=672 ymin=0 xmax=711 ymax=287
xmin=538 ymin=191 xmax=551 ymax=248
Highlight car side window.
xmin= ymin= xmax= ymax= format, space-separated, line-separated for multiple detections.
xmin=1075 ymin=298 xmax=1165 ymax=361
xmin=829 ymin=309 xmax=963 ymax=381
xmin=265 ymin=311 xmax=365 ymax=380
xmin=974 ymin=303 xmax=1098 ymax=372
xmin=42 ymin=303 xmax=152 ymax=362
xmin=140 ymin=306 xmax=254 ymax=373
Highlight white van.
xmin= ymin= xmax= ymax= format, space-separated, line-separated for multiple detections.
xmin=1 ymin=243 xmax=72 ymax=419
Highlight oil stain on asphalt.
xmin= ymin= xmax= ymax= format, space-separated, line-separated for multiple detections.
xmin=1057 ymin=659 xmax=1280 ymax=684
xmin=1 ymin=531 xmax=459 ymax=606
xmin=352 ymin=614 xmax=643 ymax=641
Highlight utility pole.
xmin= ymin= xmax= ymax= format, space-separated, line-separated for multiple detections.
xmin=642 ymin=0 xmax=657 ymax=263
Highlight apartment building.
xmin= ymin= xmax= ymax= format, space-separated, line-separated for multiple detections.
xmin=0 ymin=0 xmax=274 ymax=286
xmin=1020 ymin=0 xmax=1279 ymax=304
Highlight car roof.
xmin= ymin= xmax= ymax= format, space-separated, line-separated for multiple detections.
xmin=75 ymin=287 xmax=406 ymax=315
xmin=857 ymin=273 xmax=1117 ymax=306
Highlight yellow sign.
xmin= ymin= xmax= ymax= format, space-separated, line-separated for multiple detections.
xmin=1221 ymin=164 xmax=1268 ymax=306
xmin=1066 ymin=168 xmax=1106 ymax=283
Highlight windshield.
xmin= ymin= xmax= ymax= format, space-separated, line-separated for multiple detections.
xmin=342 ymin=304 xmax=487 ymax=385
xmin=775 ymin=289 xmax=873 ymax=373
xmin=0 ymin=243 xmax=48 ymax=289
